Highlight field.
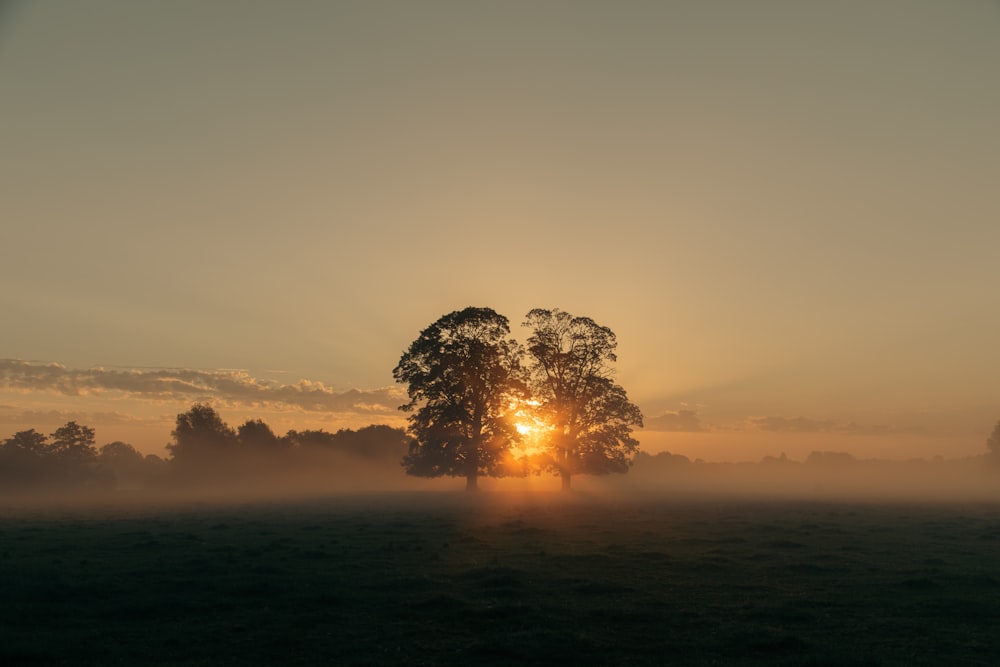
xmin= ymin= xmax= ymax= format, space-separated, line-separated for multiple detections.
xmin=2 ymin=492 xmax=999 ymax=666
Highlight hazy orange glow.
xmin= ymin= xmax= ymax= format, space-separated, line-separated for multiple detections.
xmin=511 ymin=400 xmax=553 ymax=459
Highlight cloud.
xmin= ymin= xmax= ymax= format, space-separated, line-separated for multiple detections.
xmin=746 ymin=416 xmax=835 ymax=433
xmin=644 ymin=409 xmax=706 ymax=432
xmin=0 ymin=359 xmax=404 ymax=414
xmin=744 ymin=416 xmax=922 ymax=436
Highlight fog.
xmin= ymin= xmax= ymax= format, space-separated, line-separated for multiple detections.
xmin=615 ymin=450 xmax=1000 ymax=503
xmin=2 ymin=447 xmax=998 ymax=514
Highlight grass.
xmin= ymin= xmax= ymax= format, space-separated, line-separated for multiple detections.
xmin=1 ymin=493 xmax=999 ymax=665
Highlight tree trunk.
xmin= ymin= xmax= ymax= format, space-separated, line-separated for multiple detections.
xmin=559 ymin=440 xmax=572 ymax=491
xmin=466 ymin=422 xmax=482 ymax=492
xmin=560 ymin=471 xmax=571 ymax=492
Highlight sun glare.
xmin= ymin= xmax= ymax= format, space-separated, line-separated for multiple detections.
xmin=511 ymin=400 xmax=552 ymax=458
xmin=515 ymin=420 xmax=535 ymax=436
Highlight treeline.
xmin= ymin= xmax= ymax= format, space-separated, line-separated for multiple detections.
xmin=632 ymin=449 xmax=999 ymax=473
xmin=0 ymin=403 xmax=410 ymax=494
xmin=0 ymin=421 xmax=163 ymax=491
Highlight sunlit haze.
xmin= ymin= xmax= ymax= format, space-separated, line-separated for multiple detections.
xmin=2 ymin=1 xmax=998 ymax=464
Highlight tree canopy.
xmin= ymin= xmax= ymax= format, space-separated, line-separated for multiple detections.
xmin=50 ymin=421 xmax=98 ymax=466
xmin=3 ymin=429 xmax=48 ymax=457
xmin=237 ymin=418 xmax=286 ymax=455
xmin=393 ymin=307 xmax=526 ymax=490
xmin=523 ymin=308 xmax=643 ymax=490
xmin=167 ymin=404 xmax=237 ymax=473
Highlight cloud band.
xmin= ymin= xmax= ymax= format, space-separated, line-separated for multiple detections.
xmin=0 ymin=359 xmax=403 ymax=414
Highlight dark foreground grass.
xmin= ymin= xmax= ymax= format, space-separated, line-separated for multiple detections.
xmin=1 ymin=493 xmax=999 ymax=666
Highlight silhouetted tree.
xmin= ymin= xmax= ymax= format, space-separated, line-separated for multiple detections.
xmin=167 ymin=404 xmax=236 ymax=474
xmin=342 ymin=425 xmax=411 ymax=461
xmin=988 ymin=420 xmax=1000 ymax=456
xmin=3 ymin=429 xmax=48 ymax=456
xmin=99 ymin=441 xmax=144 ymax=465
xmin=0 ymin=429 xmax=49 ymax=488
xmin=523 ymin=309 xmax=643 ymax=490
xmin=394 ymin=307 xmax=525 ymax=491
xmin=50 ymin=421 xmax=98 ymax=466
xmin=237 ymin=418 xmax=286 ymax=454
xmin=285 ymin=429 xmax=337 ymax=450
xmin=45 ymin=421 xmax=111 ymax=487
xmin=98 ymin=441 xmax=146 ymax=487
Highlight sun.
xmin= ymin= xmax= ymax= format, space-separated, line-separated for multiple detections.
xmin=510 ymin=399 xmax=552 ymax=458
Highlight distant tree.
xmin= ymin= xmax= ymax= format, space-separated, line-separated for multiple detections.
xmin=98 ymin=441 xmax=146 ymax=487
xmin=145 ymin=453 xmax=167 ymax=466
xmin=167 ymin=404 xmax=236 ymax=472
xmin=805 ymin=451 xmax=857 ymax=466
xmin=285 ymin=429 xmax=337 ymax=450
xmin=393 ymin=307 xmax=525 ymax=491
xmin=635 ymin=450 xmax=692 ymax=468
xmin=237 ymin=418 xmax=286 ymax=454
xmin=99 ymin=441 xmax=144 ymax=465
xmin=0 ymin=429 xmax=49 ymax=488
xmin=760 ymin=452 xmax=793 ymax=466
xmin=988 ymin=420 xmax=1000 ymax=456
xmin=523 ymin=309 xmax=643 ymax=491
xmin=2 ymin=429 xmax=48 ymax=457
xmin=46 ymin=421 xmax=110 ymax=486
xmin=50 ymin=421 xmax=98 ymax=466
xmin=327 ymin=425 xmax=411 ymax=461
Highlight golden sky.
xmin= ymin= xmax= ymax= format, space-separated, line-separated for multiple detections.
xmin=2 ymin=1 xmax=998 ymax=460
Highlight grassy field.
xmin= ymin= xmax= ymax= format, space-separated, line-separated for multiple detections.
xmin=2 ymin=492 xmax=999 ymax=665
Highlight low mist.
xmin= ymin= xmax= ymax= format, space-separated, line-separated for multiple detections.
xmin=614 ymin=449 xmax=1000 ymax=503
xmin=3 ymin=403 xmax=999 ymax=510
xmin=3 ymin=446 xmax=998 ymax=513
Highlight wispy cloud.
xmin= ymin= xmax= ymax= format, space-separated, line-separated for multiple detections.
xmin=0 ymin=359 xmax=404 ymax=414
xmin=744 ymin=416 xmax=922 ymax=436
xmin=644 ymin=409 xmax=706 ymax=432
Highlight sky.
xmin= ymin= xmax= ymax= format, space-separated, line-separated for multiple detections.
xmin=2 ymin=1 xmax=998 ymax=462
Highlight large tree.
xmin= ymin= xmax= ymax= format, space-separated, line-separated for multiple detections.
xmin=523 ymin=308 xmax=643 ymax=490
xmin=393 ymin=307 xmax=525 ymax=491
